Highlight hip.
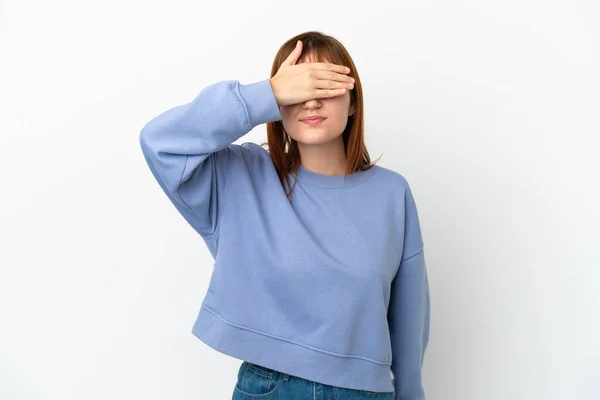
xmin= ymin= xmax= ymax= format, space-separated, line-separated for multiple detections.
xmin=232 ymin=361 xmax=394 ymax=400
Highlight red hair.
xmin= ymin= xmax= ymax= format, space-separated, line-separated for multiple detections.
xmin=262 ymin=31 xmax=380 ymax=201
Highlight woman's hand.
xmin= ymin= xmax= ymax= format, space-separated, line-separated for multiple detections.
xmin=269 ymin=40 xmax=355 ymax=107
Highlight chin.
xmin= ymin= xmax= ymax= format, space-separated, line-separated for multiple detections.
xmin=291 ymin=132 xmax=341 ymax=146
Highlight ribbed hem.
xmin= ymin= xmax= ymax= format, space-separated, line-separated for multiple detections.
xmin=191 ymin=304 xmax=395 ymax=393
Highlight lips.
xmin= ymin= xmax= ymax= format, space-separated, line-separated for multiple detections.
xmin=301 ymin=117 xmax=326 ymax=126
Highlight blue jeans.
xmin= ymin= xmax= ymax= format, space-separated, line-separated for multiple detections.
xmin=232 ymin=361 xmax=395 ymax=399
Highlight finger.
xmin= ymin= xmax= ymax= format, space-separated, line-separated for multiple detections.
xmin=308 ymin=62 xmax=351 ymax=75
xmin=281 ymin=40 xmax=302 ymax=67
xmin=314 ymin=79 xmax=354 ymax=91
xmin=313 ymin=70 xmax=355 ymax=85
xmin=314 ymin=88 xmax=348 ymax=98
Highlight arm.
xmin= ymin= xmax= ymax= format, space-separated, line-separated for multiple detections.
xmin=139 ymin=79 xmax=281 ymax=237
xmin=388 ymin=184 xmax=431 ymax=400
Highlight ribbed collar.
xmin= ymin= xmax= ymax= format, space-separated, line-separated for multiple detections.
xmin=291 ymin=164 xmax=376 ymax=188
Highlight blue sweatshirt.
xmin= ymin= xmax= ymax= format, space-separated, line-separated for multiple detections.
xmin=139 ymin=78 xmax=430 ymax=399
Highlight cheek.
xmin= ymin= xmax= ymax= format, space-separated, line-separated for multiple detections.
xmin=280 ymin=105 xmax=299 ymax=120
xmin=327 ymin=103 xmax=351 ymax=118
xmin=325 ymin=95 xmax=350 ymax=111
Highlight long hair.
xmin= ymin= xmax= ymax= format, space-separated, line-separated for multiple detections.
xmin=262 ymin=31 xmax=380 ymax=201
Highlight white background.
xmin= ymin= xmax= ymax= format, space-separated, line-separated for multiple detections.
xmin=1 ymin=1 xmax=599 ymax=399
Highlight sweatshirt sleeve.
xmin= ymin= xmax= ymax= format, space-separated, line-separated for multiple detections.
xmin=388 ymin=184 xmax=431 ymax=400
xmin=139 ymin=79 xmax=281 ymax=238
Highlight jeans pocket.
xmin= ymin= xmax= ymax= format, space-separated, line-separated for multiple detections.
xmin=234 ymin=361 xmax=285 ymax=399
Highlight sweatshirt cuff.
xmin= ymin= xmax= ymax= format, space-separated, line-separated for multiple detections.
xmin=238 ymin=79 xmax=282 ymax=127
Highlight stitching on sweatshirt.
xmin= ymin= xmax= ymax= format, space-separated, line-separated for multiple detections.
xmin=233 ymin=81 xmax=253 ymax=130
xmin=174 ymin=153 xmax=216 ymax=238
xmin=179 ymin=154 xmax=189 ymax=189
xmin=202 ymin=305 xmax=392 ymax=366
xmin=294 ymin=165 xmax=378 ymax=189
xmin=143 ymin=148 xmax=194 ymax=217
xmin=400 ymin=248 xmax=424 ymax=263
xmin=211 ymin=147 xmax=234 ymax=240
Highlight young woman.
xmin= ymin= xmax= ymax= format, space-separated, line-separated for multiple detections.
xmin=139 ymin=31 xmax=430 ymax=400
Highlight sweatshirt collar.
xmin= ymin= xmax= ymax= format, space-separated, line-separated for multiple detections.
xmin=292 ymin=164 xmax=375 ymax=188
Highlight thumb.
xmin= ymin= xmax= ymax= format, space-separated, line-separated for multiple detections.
xmin=281 ymin=40 xmax=302 ymax=67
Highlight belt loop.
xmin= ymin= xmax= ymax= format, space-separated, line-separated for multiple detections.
xmin=282 ymin=372 xmax=290 ymax=381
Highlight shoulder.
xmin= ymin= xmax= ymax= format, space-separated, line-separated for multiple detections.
xmin=222 ymin=141 xmax=270 ymax=164
xmin=368 ymin=165 xmax=421 ymax=218
xmin=222 ymin=141 xmax=276 ymax=180
xmin=227 ymin=141 xmax=268 ymax=156
xmin=368 ymin=164 xmax=412 ymax=193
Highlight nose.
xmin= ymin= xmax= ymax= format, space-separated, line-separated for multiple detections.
xmin=302 ymin=98 xmax=321 ymax=109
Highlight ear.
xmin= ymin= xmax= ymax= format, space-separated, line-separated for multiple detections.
xmin=348 ymin=103 xmax=356 ymax=117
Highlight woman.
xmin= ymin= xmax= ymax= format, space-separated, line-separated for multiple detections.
xmin=139 ymin=31 xmax=430 ymax=400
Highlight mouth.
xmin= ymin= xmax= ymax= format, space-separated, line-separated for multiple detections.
xmin=300 ymin=117 xmax=326 ymax=126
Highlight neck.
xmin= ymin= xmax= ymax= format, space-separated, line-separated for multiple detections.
xmin=297 ymin=135 xmax=347 ymax=176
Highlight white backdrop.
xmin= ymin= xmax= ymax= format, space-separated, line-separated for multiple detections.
xmin=1 ymin=1 xmax=598 ymax=399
